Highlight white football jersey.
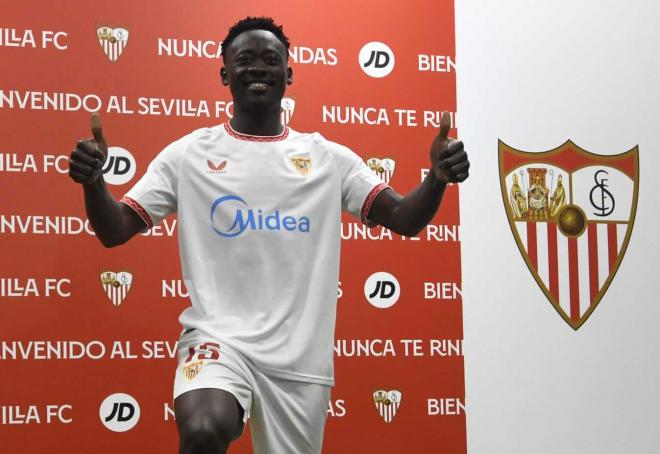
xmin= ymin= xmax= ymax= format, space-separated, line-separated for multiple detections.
xmin=122 ymin=122 xmax=386 ymax=385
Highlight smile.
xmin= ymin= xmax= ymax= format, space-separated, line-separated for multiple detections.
xmin=247 ymin=82 xmax=269 ymax=90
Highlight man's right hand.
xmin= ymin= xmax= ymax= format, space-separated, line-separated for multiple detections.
xmin=69 ymin=113 xmax=108 ymax=185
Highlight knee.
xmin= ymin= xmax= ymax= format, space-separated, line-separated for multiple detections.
xmin=179 ymin=415 xmax=239 ymax=451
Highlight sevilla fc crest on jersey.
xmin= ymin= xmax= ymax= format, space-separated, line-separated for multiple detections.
xmin=373 ymin=389 xmax=402 ymax=423
xmin=97 ymin=26 xmax=129 ymax=62
xmin=100 ymin=271 xmax=133 ymax=307
xmin=499 ymin=140 xmax=639 ymax=329
xmin=290 ymin=157 xmax=311 ymax=176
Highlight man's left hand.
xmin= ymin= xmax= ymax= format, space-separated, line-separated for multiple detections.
xmin=429 ymin=111 xmax=470 ymax=184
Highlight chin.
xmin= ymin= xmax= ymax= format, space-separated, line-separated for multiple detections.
xmin=241 ymin=95 xmax=282 ymax=112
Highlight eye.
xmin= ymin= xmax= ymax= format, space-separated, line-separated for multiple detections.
xmin=265 ymin=53 xmax=281 ymax=65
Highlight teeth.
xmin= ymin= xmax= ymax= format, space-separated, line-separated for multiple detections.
xmin=249 ymin=82 xmax=268 ymax=89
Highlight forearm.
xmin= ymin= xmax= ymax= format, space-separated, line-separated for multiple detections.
xmin=374 ymin=173 xmax=447 ymax=237
xmin=83 ymin=179 xmax=134 ymax=247
xmin=367 ymin=122 xmax=468 ymax=236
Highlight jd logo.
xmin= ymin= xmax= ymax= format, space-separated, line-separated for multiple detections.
xmin=364 ymin=272 xmax=400 ymax=308
xmin=103 ymin=146 xmax=136 ymax=185
xmin=364 ymin=50 xmax=389 ymax=68
xmin=105 ymin=403 xmax=134 ymax=422
xmin=99 ymin=393 xmax=140 ymax=432
xmin=359 ymin=42 xmax=395 ymax=78
xmin=369 ymin=281 xmax=396 ymax=299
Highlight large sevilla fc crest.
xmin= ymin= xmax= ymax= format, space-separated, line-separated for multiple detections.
xmin=499 ymin=140 xmax=639 ymax=329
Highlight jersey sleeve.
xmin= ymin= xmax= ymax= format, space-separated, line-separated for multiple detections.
xmin=330 ymin=140 xmax=389 ymax=225
xmin=120 ymin=134 xmax=190 ymax=229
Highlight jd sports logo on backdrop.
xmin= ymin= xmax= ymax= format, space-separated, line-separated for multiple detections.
xmin=364 ymin=272 xmax=400 ymax=308
xmin=210 ymin=195 xmax=311 ymax=238
xmin=102 ymin=147 xmax=136 ymax=185
xmin=359 ymin=42 xmax=395 ymax=78
xmin=99 ymin=393 xmax=140 ymax=432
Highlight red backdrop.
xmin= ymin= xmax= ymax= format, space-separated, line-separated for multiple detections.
xmin=0 ymin=1 xmax=464 ymax=452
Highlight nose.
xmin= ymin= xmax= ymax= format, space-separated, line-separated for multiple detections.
xmin=247 ymin=66 xmax=267 ymax=76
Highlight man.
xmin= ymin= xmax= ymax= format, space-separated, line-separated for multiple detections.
xmin=69 ymin=17 xmax=469 ymax=454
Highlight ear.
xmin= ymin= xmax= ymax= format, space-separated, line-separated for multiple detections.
xmin=286 ymin=66 xmax=293 ymax=85
xmin=220 ymin=67 xmax=229 ymax=86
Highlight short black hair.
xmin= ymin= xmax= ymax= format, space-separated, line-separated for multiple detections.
xmin=221 ymin=17 xmax=290 ymax=60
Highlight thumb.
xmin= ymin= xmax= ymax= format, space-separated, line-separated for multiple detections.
xmin=90 ymin=112 xmax=107 ymax=150
xmin=439 ymin=111 xmax=451 ymax=140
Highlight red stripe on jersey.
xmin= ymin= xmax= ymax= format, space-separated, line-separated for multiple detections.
xmin=361 ymin=183 xmax=389 ymax=226
xmin=120 ymin=196 xmax=153 ymax=230
xmin=224 ymin=122 xmax=289 ymax=142
xmin=547 ymin=223 xmax=559 ymax=300
xmin=526 ymin=222 xmax=537 ymax=270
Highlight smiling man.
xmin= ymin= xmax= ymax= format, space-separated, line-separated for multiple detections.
xmin=68 ymin=16 xmax=468 ymax=454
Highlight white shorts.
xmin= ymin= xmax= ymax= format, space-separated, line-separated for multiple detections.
xmin=173 ymin=330 xmax=331 ymax=454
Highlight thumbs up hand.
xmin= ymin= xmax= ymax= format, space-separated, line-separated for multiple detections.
xmin=69 ymin=113 xmax=108 ymax=185
xmin=429 ymin=111 xmax=469 ymax=184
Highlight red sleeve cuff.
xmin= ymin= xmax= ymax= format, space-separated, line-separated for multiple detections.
xmin=120 ymin=196 xmax=154 ymax=230
xmin=360 ymin=183 xmax=389 ymax=227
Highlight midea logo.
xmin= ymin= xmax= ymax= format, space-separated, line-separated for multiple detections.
xmin=210 ymin=195 xmax=310 ymax=238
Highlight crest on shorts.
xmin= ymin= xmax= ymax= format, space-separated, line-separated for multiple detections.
xmin=499 ymin=140 xmax=639 ymax=329
xmin=367 ymin=157 xmax=396 ymax=184
xmin=290 ymin=157 xmax=311 ymax=176
xmin=373 ymin=389 xmax=402 ymax=423
xmin=97 ymin=26 xmax=129 ymax=62
xmin=100 ymin=271 xmax=133 ymax=307
xmin=280 ymin=97 xmax=296 ymax=126
xmin=182 ymin=360 xmax=204 ymax=381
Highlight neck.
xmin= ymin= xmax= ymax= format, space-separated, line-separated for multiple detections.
xmin=230 ymin=105 xmax=283 ymax=136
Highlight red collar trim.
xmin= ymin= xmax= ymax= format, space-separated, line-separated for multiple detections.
xmin=224 ymin=122 xmax=289 ymax=142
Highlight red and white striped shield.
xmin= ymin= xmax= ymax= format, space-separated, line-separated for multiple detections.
xmin=280 ymin=97 xmax=295 ymax=126
xmin=100 ymin=271 xmax=133 ymax=307
xmin=97 ymin=26 xmax=129 ymax=62
xmin=373 ymin=389 xmax=402 ymax=423
xmin=366 ymin=157 xmax=396 ymax=184
xmin=499 ymin=140 xmax=639 ymax=329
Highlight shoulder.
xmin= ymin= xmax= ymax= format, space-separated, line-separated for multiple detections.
xmin=157 ymin=124 xmax=224 ymax=159
xmin=179 ymin=124 xmax=225 ymax=147
xmin=287 ymin=128 xmax=358 ymax=162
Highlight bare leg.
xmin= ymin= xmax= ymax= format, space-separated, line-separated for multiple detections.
xmin=175 ymin=388 xmax=245 ymax=454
